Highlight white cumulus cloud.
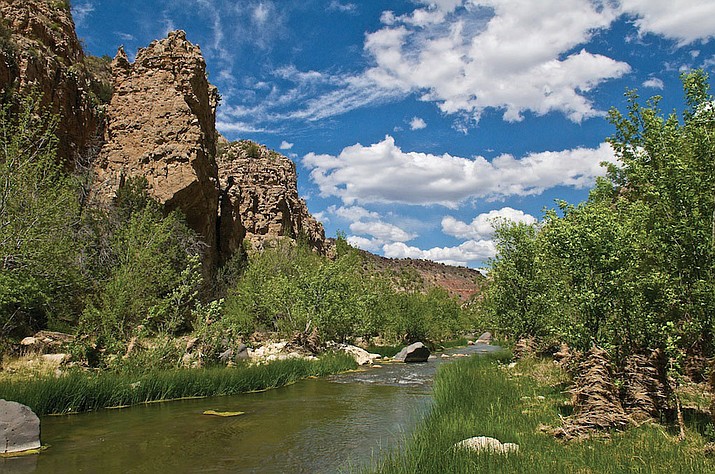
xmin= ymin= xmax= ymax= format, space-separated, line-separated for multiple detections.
xmin=303 ymin=135 xmax=615 ymax=207
xmin=363 ymin=0 xmax=630 ymax=123
xmin=642 ymin=77 xmax=665 ymax=89
xmin=442 ymin=207 xmax=537 ymax=240
xmin=383 ymin=240 xmax=496 ymax=267
xmin=280 ymin=141 xmax=294 ymax=150
xmin=410 ymin=117 xmax=427 ymax=130
xmin=349 ymin=221 xmax=416 ymax=243
xmin=619 ymin=0 xmax=715 ymax=46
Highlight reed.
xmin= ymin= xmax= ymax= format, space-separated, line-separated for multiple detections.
xmin=0 ymin=352 xmax=356 ymax=416
xmin=369 ymin=353 xmax=715 ymax=474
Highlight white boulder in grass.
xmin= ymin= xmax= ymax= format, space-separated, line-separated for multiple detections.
xmin=454 ymin=436 xmax=519 ymax=455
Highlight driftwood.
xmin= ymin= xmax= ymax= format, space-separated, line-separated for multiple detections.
xmin=621 ymin=349 xmax=669 ymax=424
xmin=513 ymin=337 xmax=538 ymax=360
xmin=554 ymin=346 xmax=629 ymax=440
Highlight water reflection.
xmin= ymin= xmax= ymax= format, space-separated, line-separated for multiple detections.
xmin=9 ymin=343 xmax=500 ymax=473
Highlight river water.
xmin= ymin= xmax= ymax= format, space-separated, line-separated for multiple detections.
xmin=2 ymin=344 xmax=500 ymax=474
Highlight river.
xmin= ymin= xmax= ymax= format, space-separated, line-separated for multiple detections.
xmin=2 ymin=344 xmax=500 ymax=473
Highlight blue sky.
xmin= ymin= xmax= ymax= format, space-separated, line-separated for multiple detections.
xmin=72 ymin=0 xmax=715 ymax=268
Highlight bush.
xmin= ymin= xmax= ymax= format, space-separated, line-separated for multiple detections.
xmin=0 ymin=92 xmax=83 ymax=337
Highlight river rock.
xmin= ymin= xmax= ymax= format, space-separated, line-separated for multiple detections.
xmin=0 ymin=400 xmax=41 ymax=454
xmin=235 ymin=343 xmax=249 ymax=361
xmin=476 ymin=332 xmax=493 ymax=344
xmin=393 ymin=342 xmax=430 ymax=363
xmin=454 ymin=436 xmax=519 ymax=455
xmin=339 ymin=345 xmax=381 ymax=366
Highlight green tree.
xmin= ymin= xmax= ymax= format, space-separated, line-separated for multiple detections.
xmin=79 ymin=178 xmax=204 ymax=348
xmin=483 ymin=220 xmax=563 ymax=340
xmin=0 ymin=93 xmax=82 ymax=337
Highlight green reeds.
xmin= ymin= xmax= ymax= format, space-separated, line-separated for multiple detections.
xmin=0 ymin=352 xmax=356 ymax=416
xmin=369 ymin=353 xmax=715 ymax=474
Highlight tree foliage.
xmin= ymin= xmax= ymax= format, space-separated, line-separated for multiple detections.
xmin=0 ymin=93 xmax=82 ymax=336
xmin=483 ymin=71 xmax=715 ymax=370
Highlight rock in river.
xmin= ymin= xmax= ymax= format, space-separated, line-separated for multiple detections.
xmin=393 ymin=342 xmax=430 ymax=363
xmin=0 ymin=400 xmax=41 ymax=454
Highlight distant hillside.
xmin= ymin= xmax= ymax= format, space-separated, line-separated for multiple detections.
xmin=351 ymin=245 xmax=485 ymax=301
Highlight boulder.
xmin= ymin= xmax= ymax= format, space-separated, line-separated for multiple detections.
xmin=218 ymin=348 xmax=234 ymax=364
xmin=235 ymin=343 xmax=249 ymax=361
xmin=393 ymin=342 xmax=430 ymax=363
xmin=339 ymin=345 xmax=381 ymax=366
xmin=476 ymin=332 xmax=492 ymax=344
xmin=0 ymin=400 xmax=41 ymax=454
xmin=454 ymin=436 xmax=519 ymax=455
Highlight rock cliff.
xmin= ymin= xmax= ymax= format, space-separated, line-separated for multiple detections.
xmin=0 ymin=0 xmax=108 ymax=165
xmin=92 ymin=31 xmax=221 ymax=266
xmin=216 ymin=140 xmax=326 ymax=256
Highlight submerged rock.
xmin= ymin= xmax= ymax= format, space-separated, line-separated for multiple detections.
xmin=393 ymin=342 xmax=430 ymax=363
xmin=0 ymin=400 xmax=41 ymax=454
xmin=454 ymin=436 xmax=519 ymax=455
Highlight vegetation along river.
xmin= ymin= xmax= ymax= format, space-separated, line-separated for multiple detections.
xmin=4 ymin=344 xmax=501 ymax=473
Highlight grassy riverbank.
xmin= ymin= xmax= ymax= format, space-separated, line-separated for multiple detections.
xmin=0 ymin=352 xmax=356 ymax=416
xmin=368 ymin=353 xmax=715 ymax=474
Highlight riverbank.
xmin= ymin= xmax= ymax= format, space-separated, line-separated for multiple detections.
xmin=368 ymin=353 xmax=715 ymax=473
xmin=0 ymin=352 xmax=356 ymax=416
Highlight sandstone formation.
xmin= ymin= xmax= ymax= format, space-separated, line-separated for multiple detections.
xmin=216 ymin=140 xmax=326 ymax=256
xmin=0 ymin=0 xmax=108 ymax=165
xmin=0 ymin=399 xmax=41 ymax=454
xmin=92 ymin=31 xmax=220 ymax=265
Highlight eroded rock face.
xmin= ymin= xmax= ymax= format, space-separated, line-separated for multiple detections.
xmin=92 ymin=31 xmax=220 ymax=265
xmin=0 ymin=0 xmax=107 ymax=165
xmin=216 ymin=140 xmax=326 ymax=256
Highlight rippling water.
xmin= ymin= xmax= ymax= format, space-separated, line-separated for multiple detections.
xmin=2 ymin=344 xmax=500 ymax=474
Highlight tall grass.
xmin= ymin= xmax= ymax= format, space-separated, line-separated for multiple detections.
xmin=0 ymin=352 xmax=356 ymax=416
xmin=369 ymin=353 xmax=715 ymax=474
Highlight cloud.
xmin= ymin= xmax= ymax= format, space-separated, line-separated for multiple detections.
xmin=115 ymin=32 xmax=137 ymax=42
xmin=217 ymin=0 xmax=636 ymax=132
xmin=362 ymin=0 xmax=630 ymax=123
xmin=442 ymin=207 xmax=537 ymax=240
xmin=303 ymin=135 xmax=615 ymax=207
xmin=280 ymin=141 xmax=294 ymax=150
xmin=329 ymin=205 xmax=380 ymax=222
xmin=325 ymin=205 xmax=418 ymax=253
xmin=328 ymin=1 xmax=358 ymax=13
xmin=619 ymin=0 xmax=715 ymax=46
xmin=642 ymin=77 xmax=665 ymax=89
xmin=409 ymin=117 xmax=427 ymax=130
xmin=71 ymin=1 xmax=95 ymax=28
xmin=216 ymin=120 xmax=269 ymax=134
xmin=349 ymin=221 xmax=416 ymax=242
xmin=253 ymin=2 xmax=271 ymax=24
xmin=383 ymin=240 xmax=496 ymax=267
